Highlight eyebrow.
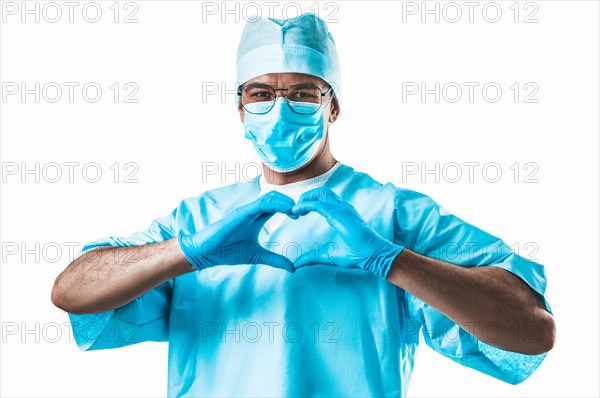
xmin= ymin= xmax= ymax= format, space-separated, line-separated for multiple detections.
xmin=245 ymin=82 xmax=330 ymax=90
xmin=247 ymin=81 xmax=319 ymax=85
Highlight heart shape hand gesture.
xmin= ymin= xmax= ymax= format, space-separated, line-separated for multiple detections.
xmin=178 ymin=188 xmax=404 ymax=278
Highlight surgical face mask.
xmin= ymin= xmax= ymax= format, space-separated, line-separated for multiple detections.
xmin=243 ymin=98 xmax=325 ymax=173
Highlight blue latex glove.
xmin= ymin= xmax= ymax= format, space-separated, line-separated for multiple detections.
xmin=292 ymin=187 xmax=404 ymax=278
xmin=178 ymin=191 xmax=297 ymax=272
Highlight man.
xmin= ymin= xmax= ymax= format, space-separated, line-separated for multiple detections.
xmin=52 ymin=13 xmax=555 ymax=397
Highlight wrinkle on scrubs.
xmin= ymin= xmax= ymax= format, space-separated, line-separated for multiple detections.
xmin=67 ymin=164 xmax=551 ymax=396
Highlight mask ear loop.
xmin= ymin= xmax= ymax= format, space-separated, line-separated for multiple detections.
xmin=321 ymin=86 xmax=339 ymax=123
xmin=326 ymin=81 xmax=341 ymax=120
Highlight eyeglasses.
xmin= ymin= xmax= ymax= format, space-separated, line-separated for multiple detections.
xmin=237 ymin=83 xmax=333 ymax=115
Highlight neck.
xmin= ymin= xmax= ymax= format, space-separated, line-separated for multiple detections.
xmin=262 ymin=150 xmax=337 ymax=186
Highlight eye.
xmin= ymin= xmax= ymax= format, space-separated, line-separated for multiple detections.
xmin=254 ymin=91 xmax=274 ymax=99
xmin=244 ymin=85 xmax=275 ymax=102
xmin=290 ymin=91 xmax=317 ymax=99
xmin=288 ymin=85 xmax=321 ymax=103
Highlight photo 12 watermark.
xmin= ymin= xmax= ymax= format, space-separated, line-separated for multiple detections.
xmin=401 ymin=82 xmax=540 ymax=104
xmin=199 ymin=321 xmax=340 ymax=344
xmin=1 ymin=242 xmax=160 ymax=266
xmin=399 ymin=161 xmax=540 ymax=184
xmin=1 ymin=161 xmax=140 ymax=184
xmin=200 ymin=1 xmax=340 ymax=23
xmin=1 ymin=82 xmax=140 ymax=104
xmin=1 ymin=1 xmax=140 ymax=24
xmin=400 ymin=1 xmax=539 ymax=24
xmin=1 ymin=321 xmax=139 ymax=345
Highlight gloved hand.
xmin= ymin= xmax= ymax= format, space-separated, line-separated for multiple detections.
xmin=178 ymin=191 xmax=297 ymax=272
xmin=291 ymin=187 xmax=404 ymax=279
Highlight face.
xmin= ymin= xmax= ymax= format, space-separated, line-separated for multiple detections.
xmin=238 ymin=72 xmax=340 ymax=126
xmin=239 ymin=72 xmax=340 ymax=177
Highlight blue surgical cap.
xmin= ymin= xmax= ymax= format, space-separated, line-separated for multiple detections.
xmin=236 ymin=13 xmax=342 ymax=108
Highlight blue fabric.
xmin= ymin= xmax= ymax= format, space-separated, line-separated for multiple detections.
xmin=244 ymin=98 xmax=325 ymax=173
xmin=236 ymin=13 xmax=342 ymax=106
xmin=67 ymin=164 xmax=551 ymax=396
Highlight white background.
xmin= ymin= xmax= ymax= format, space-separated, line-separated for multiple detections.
xmin=1 ymin=1 xmax=598 ymax=397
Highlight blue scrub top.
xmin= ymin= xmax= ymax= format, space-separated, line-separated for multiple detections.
xmin=68 ymin=164 xmax=551 ymax=397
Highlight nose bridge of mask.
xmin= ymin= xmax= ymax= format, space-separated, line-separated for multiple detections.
xmin=267 ymin=97 xmax=289 ymax=117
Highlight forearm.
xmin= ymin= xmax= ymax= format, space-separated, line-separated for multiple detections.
xmin=386 ymin=248 xmax=555 ymax=355
xmin=51 ymin=238 xmax=195 ymax=314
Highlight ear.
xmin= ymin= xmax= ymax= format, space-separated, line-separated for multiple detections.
xmin=328 ymin=96 xmax=340 ymax=124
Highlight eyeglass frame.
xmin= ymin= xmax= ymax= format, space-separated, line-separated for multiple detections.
xmin=236 ymin=82 xmax=334 ymax=115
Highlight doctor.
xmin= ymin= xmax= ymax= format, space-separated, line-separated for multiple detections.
xmin=52 ymin=13 xmax=555 ymax=397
